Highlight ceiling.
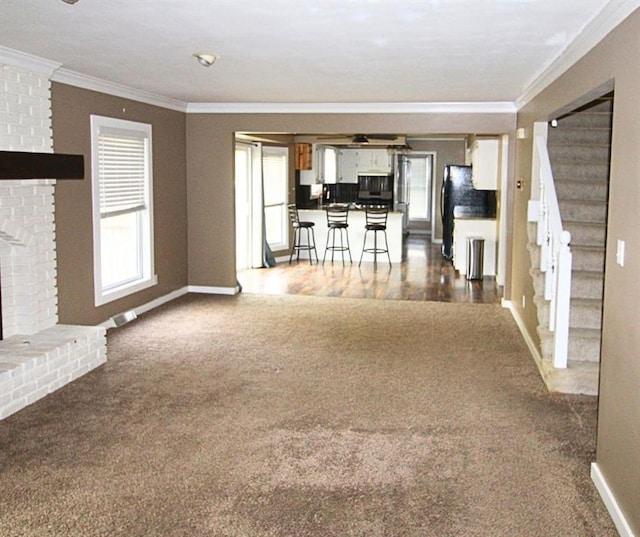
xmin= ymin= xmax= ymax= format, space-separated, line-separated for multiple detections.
xmin=0 ymin=0 xmax=634 ymax=108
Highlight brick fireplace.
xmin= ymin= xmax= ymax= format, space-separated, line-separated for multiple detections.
xmin=0 ymin=53 xmax=106 ymax=420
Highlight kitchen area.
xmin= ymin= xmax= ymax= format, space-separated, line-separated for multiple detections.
xmin=291 ymin=134 xmax=504 ymax=280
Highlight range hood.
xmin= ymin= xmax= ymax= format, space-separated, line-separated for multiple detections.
xmin=0 ymin=150 xmax=84 ymax=180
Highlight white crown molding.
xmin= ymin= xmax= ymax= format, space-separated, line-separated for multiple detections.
xmin=0 ymin=46 xmax=61 ymax=76
xmin=51 ymin=68 xmax=187 ymax=112
xmin=186 ymin=101 xmax=517 ymax=114
xmin=516 ymin=0 xmax=640 ymax=109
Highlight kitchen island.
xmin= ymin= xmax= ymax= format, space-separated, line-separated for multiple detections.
xmin=298 ymin=207 xmax=404 ymax=263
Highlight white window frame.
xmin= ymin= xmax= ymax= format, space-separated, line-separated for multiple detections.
xmin=261 ymin=146 xmax=289 ymax=251
xmin=90 ymin=115 xmax=157 ymax=306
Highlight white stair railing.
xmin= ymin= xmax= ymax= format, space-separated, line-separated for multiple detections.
xmin=533 ymin=134 xmax=572 ymax=369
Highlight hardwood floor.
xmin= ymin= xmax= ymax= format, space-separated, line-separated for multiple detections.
xmin=238 ymin=235 xmax=502 ymax=304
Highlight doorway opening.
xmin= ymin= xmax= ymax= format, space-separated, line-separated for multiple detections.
xmin=403 ymin=153 xmax=434 ymax=235
xmin=235 ymin=141 xmax=288 ymax=273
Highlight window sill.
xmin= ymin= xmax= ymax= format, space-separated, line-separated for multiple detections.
xmin=95 ymin=274 xmax=158 ymax=307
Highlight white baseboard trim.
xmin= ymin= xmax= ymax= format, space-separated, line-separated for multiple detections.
xmin=502 ymin=299 xmax=544 ymax=365
xmin=135 ymin=286 xmax=190 ymax=316
xmin=99 ymin=285 xmax=240 ymax=329
xmin=99 ymin=286 xmax=191 ymax=329
xmin=591 ymin=463 xmax=636 ymax=537
xmin=188 ymin=285 xmax=240 ymax=296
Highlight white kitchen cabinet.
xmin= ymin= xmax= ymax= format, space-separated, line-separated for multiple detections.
xmin=338 ymin=149 xmax=358 ymax=183
xmin=470 ymin=139 xmax=499 ymax=190
xmin=336 ymin=148 xmax=393 ymax=180
xmin=357 ymin=149 xmax=392 ymax=174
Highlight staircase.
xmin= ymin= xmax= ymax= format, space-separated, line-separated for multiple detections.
xmin=528 ymin=95 xmax=612 ymax=395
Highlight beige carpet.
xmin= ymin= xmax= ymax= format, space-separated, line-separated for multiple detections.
xmin=0 ymin=293 xmax=617 ymax=536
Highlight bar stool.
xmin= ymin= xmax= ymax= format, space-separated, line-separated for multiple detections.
xmin=288 ymin=204 xmax=318 ymax=264
xmin=322 ymin=204 xmax=352 ymax=265
xmin=359 ymin=206 xmax=392 ymax=267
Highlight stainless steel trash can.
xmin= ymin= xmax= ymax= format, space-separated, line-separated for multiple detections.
xmin=466 ymin=237 xmax=484 ymax=280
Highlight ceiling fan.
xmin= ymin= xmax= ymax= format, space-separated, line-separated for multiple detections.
xmin=317 ymin=133 xmax=399 ymax=144
xmin=315 ymin=133 xmax=404 ymax=146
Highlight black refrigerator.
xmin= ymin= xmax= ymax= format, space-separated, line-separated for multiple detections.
xmin=441 ymin=165 xmax=496 ymax=260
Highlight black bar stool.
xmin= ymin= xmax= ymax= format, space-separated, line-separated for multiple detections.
xmin=288 ymin=204 xmax=318 ymax=264
xmin=359 ymin=206 xmax=392 ymax=267
xmin=322 ymin=204 xmax=352 ymax=265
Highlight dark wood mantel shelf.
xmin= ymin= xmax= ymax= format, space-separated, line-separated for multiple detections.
xmin=0 ymin=150 xmax=84 ymax=180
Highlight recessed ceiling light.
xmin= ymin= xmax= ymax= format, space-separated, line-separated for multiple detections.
xmin=61 ymin=0 xmax=80 ymax=4
xmin=193 ymin=53 xmax=219 ymax=67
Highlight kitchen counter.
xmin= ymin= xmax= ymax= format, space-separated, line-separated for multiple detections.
xmin=299 ymin=208 xmax=403 ymax=263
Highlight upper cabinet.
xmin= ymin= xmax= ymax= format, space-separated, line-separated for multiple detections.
xmin=357 ymin=149 xmax=393 ymax=174
xmin=338 ymin=149 xmax=358 ymax=183
xmin=469 ymin=138 xmax=499 ymax=190
xmin=295 ymin=143 xmax=313 ymax=170
xmin=336 ymin=149 xmax=393 ymax=182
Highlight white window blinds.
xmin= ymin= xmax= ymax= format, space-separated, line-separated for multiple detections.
xmin=262 ymin=147 xmax=287 ymax=206
xmin=97 ymin=128 xmax=148 ymax=217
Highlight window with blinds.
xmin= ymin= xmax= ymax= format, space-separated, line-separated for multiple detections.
xmin=91 ymin=115 xmax=156 ymax=306
xmin=97 ymin=128 xmax=147 ymax=217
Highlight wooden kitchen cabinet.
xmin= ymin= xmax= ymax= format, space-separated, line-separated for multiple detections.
xmin=470 ymin=139 xmax=499 ymax=190
xmin=295 ymin=143 xmax=312 ymax=170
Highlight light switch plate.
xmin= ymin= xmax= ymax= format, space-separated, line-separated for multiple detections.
xmin=616 ymin=239 xmax=625 ymax=267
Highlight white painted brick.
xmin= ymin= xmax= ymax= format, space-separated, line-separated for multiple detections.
xmin=37 ymin=370 xmax=59 ymax=389
xmin=0 ymin=391 xmax=11 ymax=408
xmin=47 ymin=376 xmax=70 ymax=393
xmin=58 ymin=360 xmax=79 ymax=378
xmin=1 ymin=135 xmax=22 ymax=148
xmin=25 ymin=385 xmax=49 ymax=405
xmin=1 ymin=399 xmax=26 ymax=420
xmin=47 ymin=355 xmax=68 ymax=372
xmin=0 ymin=377 xmax=14 ymax=396
xmin=70 ymin=364 xmax=90 ymax=381
xmin=15 ymin=380 xmax=37 ymax=399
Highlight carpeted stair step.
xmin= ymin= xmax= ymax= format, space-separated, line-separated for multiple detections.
xmin=530 ymin=267 xmax=545 ymax=298
xmin=564 ymin=220 xmax=606 ymax=247
xmin=535 ymin=350 xmax=600 ymax=395
xmin=571 ymin=270 xmax=604 ymax=300
xmin=533 ymin=295 xmax=602 ymax=330
xmin=548 ymin=143 xmax=611 ymax=162
xmin=557 ymin=199 xmax=607 ymax=224
xmin=571 ymin=245 xmax=605 ymax=271
xmin=554 ymin=179 xmax=609 ymax=203
xmin=556 ymin=113 xmax=612 ymax=129
xmin=551 ymin=161 xmax=610 ymax=182
xmin=547 ymin=127 xmax=611 ymax=145
xmin=538 ymin=326 xmax=602 ymax=363
xmin=555 ymin=103 xmax=613 ymax=129
xmin=530 ymin=267 xmax=603 ymax=301
xmin=527 ymin=241 xmax=541 ymax=271
xmin=569 ymin=298 xmax=603 ymax=330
